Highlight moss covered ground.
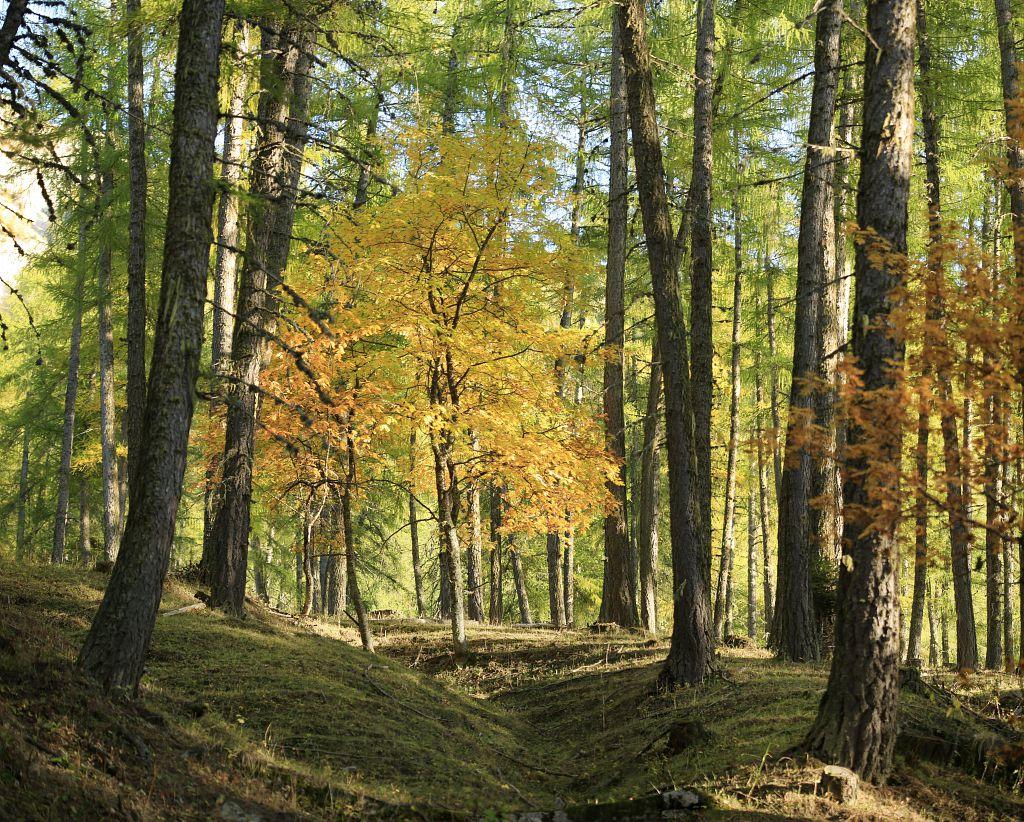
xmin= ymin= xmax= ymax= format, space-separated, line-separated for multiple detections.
xmin=1 ymin=561 xmax=1022 ymax=820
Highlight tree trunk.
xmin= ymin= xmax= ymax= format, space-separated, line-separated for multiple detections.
xmin=201 ymin=21 xmax=250 ymax=575
xmin=803 ymin=0 xmax=915 ymax=782
xmin=765 ymin=263 xmax=783 ymax=504
xmin=77 ymin=0 xmax=227 ymax=695
xmin=124 ymin=0 xmax=148 ymax=501
xmin=906 ymin=401 xmax=929 ymax=665
xmin=562 ymin=529 xmax=575 ymax=627
xmin=409 ymin=431 xmax=427 ymax=618
xmin=917 ymin=0 xmax=977 ymax=672
xmin=209 ymin=19 xmax=312 ymax=616
xmin=546 ymin=532 xmax=566 ymax=627
xmin=994 ymin=0 xmax=1024 ymax=295
xmin=252 ymin=533 xmax=269 ymax=603
xmin=772 ymin=0 xmax=841 ymax=663
xmin=747 ymin=449 xmax=758 ymax=638
xmin=467 ymin=452 xmax=486 ymax=622
xmin=432 ymin=434 xmax=466 ymax=653
xmin=617 ymin=0 xmax=713 ymax=687
xmin=509 ymin=533 xmax=532 ymax=624
xmin=714 ymin=181 xmax=744 ymax=642
xmin=984 ymin=388 xmax=1004 ymax=670
xmin=687 ymin=0 xmax=715 ymax=557
xmin=638 ymin=343 xmax=662 ymax=633
xmin=941 ymin=558 xmax=951 ymax=666
xmin=344 ymin=436 xmax=374 ymax=652
xmin=598 ymin=15 xmax=637 ymax=630
xmin=755 ymin=344 xmax=775 ymax=631
xmin=15 ymin=423 xmax=29 ymax=559
xmin=52 ymin=203 xmax=87 ymax=564
xmin=300 ymin=511 xmax=313 ymax=616
xmin=1001 ymin=458 xmax=1014 ymax=671
xmin=490 ymin=483 xmax=505 ymax=624
xmin=97 ymin=160 xmax=120 ymax=564
xmin=78 ymin=479 xmax=91 ymax=566
xmin=927 ymin=577 xmax=939 ymax=667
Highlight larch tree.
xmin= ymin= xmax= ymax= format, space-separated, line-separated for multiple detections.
xmin=209 ymin=18 xmax=313 ymax=617
xmin=772 ymin=0 xmax=842 ymax=664
xmin=77 ymin=0 xmax=227 ymax=694
xmin=803 ymin=0 xmax=916 ymax=782
xmin=617 ymin=0 xmax=713 ymax=687
xmin=599 ymin=10 xmax=638 ymax=629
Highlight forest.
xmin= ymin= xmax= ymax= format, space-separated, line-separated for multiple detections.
xmin=2 ymin=0 xmax=1024 ymax=818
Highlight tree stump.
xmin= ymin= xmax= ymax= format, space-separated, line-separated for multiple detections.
xmin=818 ymin=765 xmax=859 ymax=804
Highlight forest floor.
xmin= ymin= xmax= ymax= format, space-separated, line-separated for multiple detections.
xmin=1 ymin=562 xmax=1023 ymax=820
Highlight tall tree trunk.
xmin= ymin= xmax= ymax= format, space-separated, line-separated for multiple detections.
xmin=52 ymin=203 xmax=87 ymax=564
xmin=688 ymin=0 xmax=715 ymax=557
xmin=15 ymin=423 xmax=29 ymax=559
xmin=408 ymin=432 xmax=427 ymax=618
xmin=562 ymin=529 xmax=575 ymax=627
xmin=125 ymin=0 xmax=147 ymax=501
xmin=77 ymin=0 xmax=227 ymax=694
xmin=546 ymin=532 xmax=566 ymax=627
xmin=747 ymin=448 xmax=759 ymax=638
xmin=467 ymin=440 xmax=486 ymax=622
xmin=97 ymin=158 xmax=120 ymax=563
xmin=353 ymin=89 xmax=381 ymax=209
xmin=201 ymin=21 xmax=251 ymax=575
xmin=432 ymin=433 xmax=466 ymax=653
xmin=994 ymin=0 xmax=1024 ymax=296
xmin=490 ymin=483 xmax=505 ymax=624
xmin=803 ymin=0 xmax=915 ymax=782
xmin=984 ymin=391 xmax=1005 ymax=669
xmin=638 ymin=343 xmax=662 ymax=633
xmin=78 ymin=479 xmax=91 ymax=566
xmin=714 ymin=181 xmax=744 ymax=642
xmin=765 ymin=263 xmax=783 ymax=503
xmin=300 ymin=510 xmax=313 ymax=616
xmin=344 ymin=436 xmax=374 ymax=652
xmin=209 ymin=19 xmax=312 ymax=616
xmin=994 ymin=4 xmax=1024 ymax=672
xmin=599 ymin=14 xmax=637 ymax=628
xmin=907 ymin=401 xmax=929 ymax=665
xmin=0 ymin=0 xmax=29 ymax=70
xmin=618 ymin=0 xmax=713 ymax=687
xmin=927 ymin=577 xmax=939 ymax=667
xmin=755 ymin=343 xmax=775 ymax=630
xmin=772 ymin=0 xmax=841 ymax=663
xmin=941 ymin=558 xmax=951 ymax=666
xmin=509 ymin=532 xmax=532 ymax=624
xmin=1001 ymin=458 xmax=1014 ymax=671
xmin=917 ymin=0 xmax=977 ymax=672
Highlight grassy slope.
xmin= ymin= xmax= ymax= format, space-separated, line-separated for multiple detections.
xmin=0 ymin=562 xmax=1021 ymax=820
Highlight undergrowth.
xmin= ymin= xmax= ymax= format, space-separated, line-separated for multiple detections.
xmin=1 ymin=561 xmax=1022 ymax=820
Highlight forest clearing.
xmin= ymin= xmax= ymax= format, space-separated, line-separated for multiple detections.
xmin=4 ymin=0 xmax=1024 ymax=818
